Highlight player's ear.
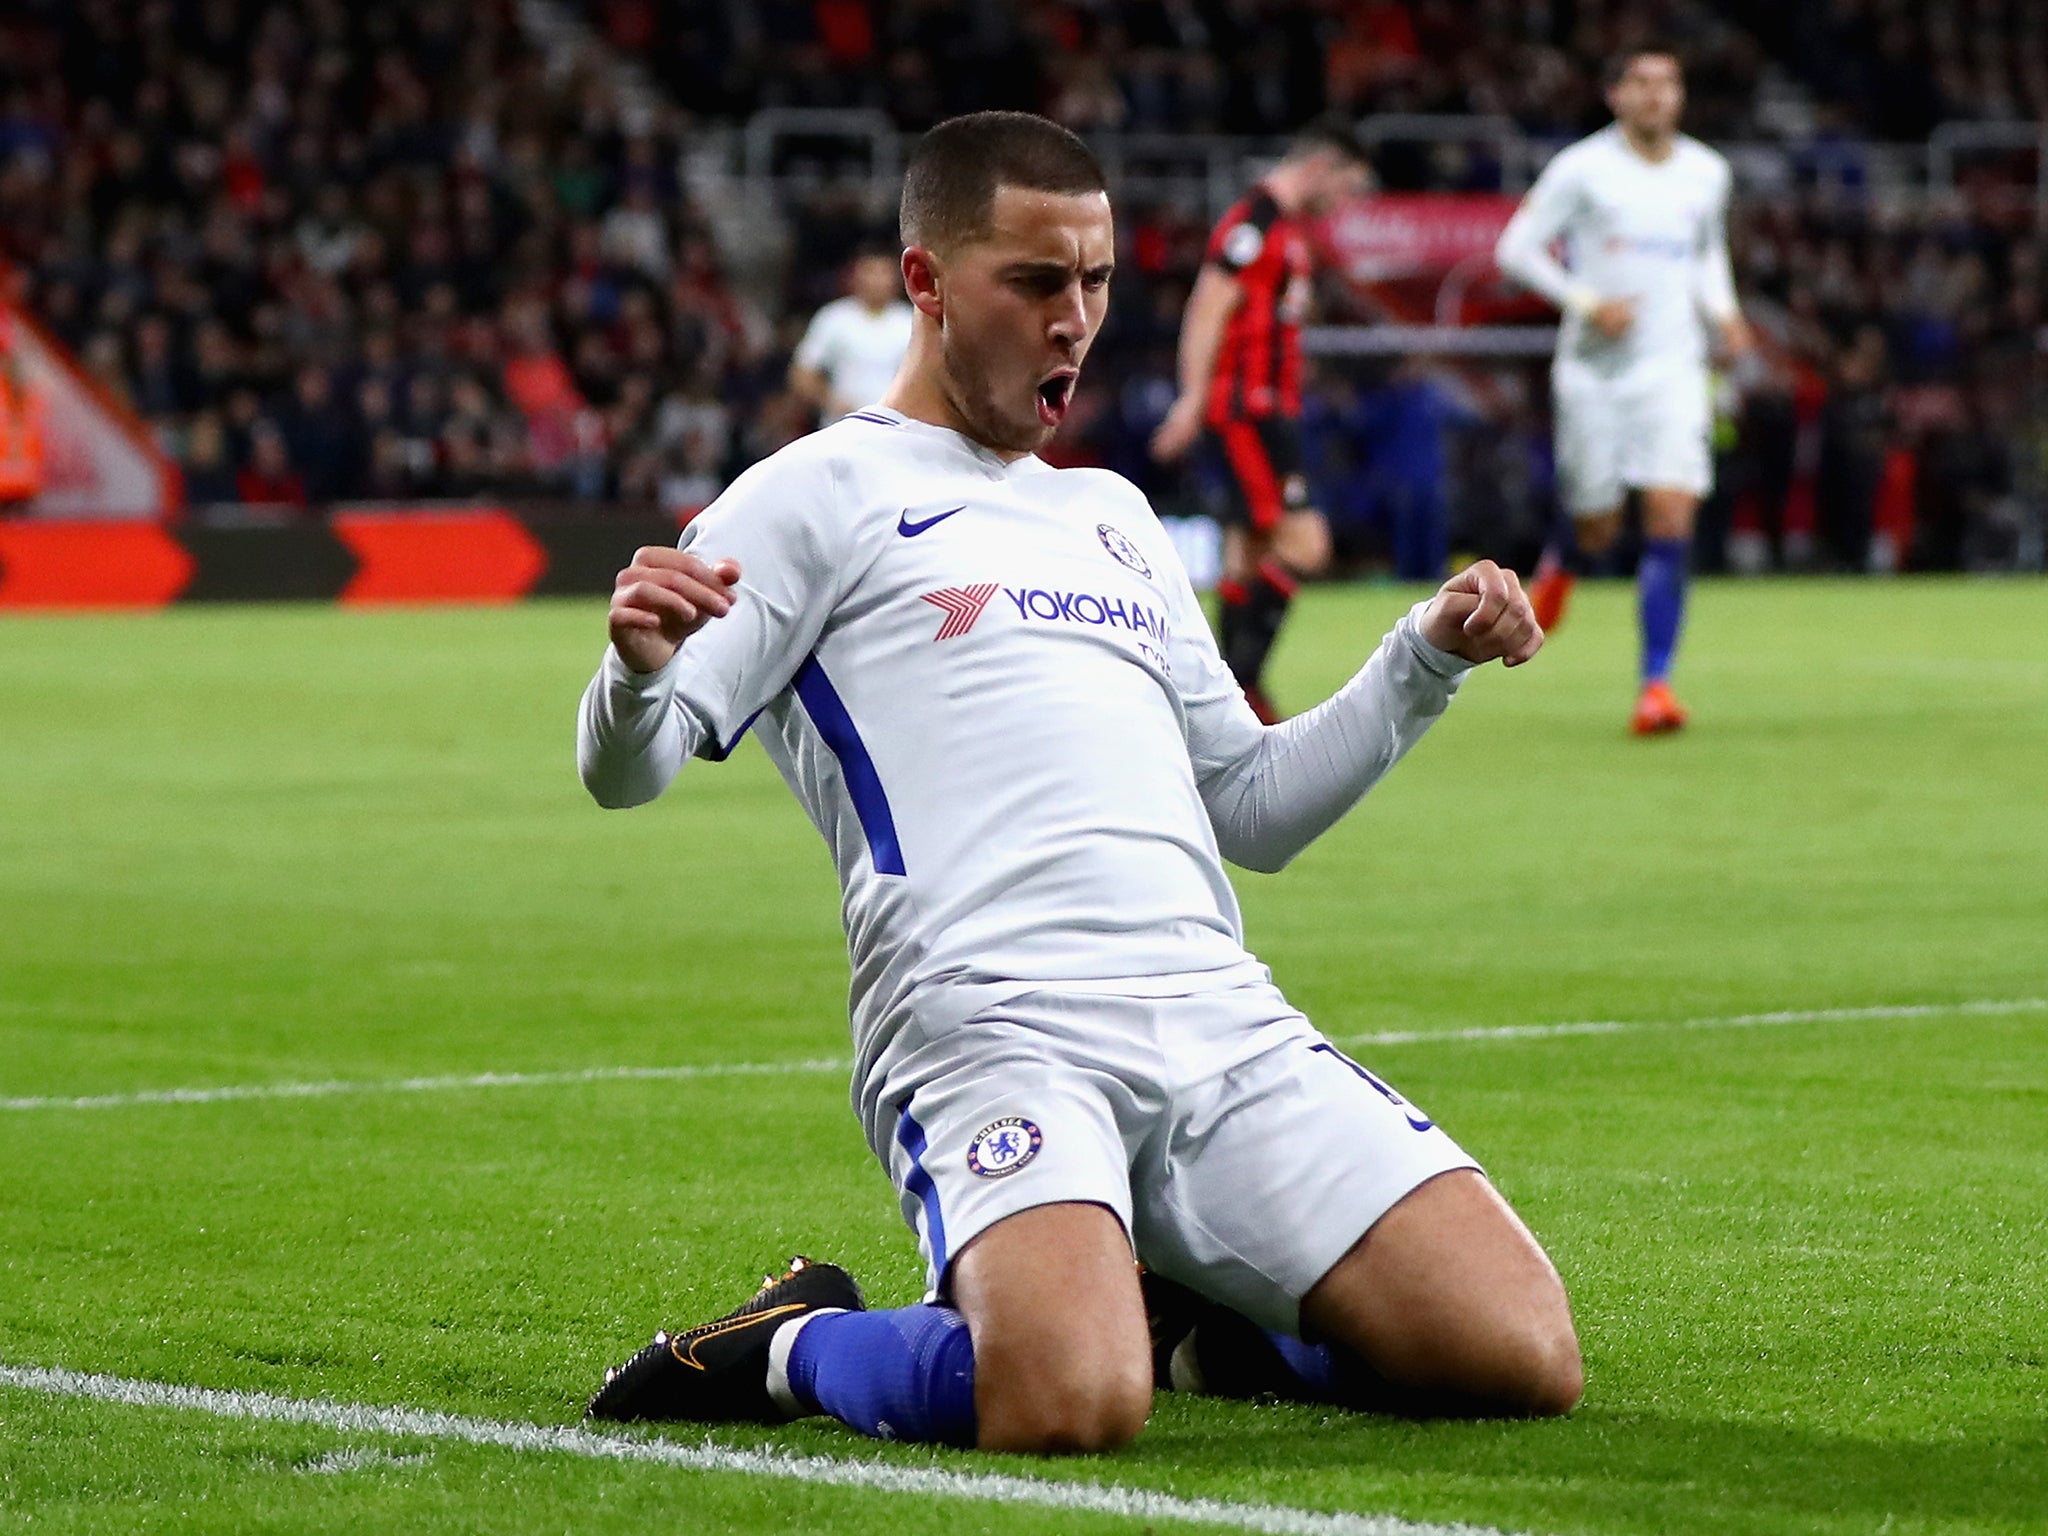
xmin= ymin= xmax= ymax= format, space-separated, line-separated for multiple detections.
xmin=902 ymin=246 xmax=944 ymax=321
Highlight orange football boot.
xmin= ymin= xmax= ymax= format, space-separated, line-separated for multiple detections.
xmin=1630 ymin=679 xmax=1690 ymax=736
xmin=1528 ymin=563 xmax=1575 ymax=634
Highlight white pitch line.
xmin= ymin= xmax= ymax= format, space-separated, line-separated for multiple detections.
xmin=1333 ymin=996 xmax=2048 ymax=1049
xmin=5 ymin=997 xmax=2041 ymax=1115
xmin=0 ymin=1057 xmax=846 ymax=1112
xmin=0 ymin=1363 xmax=1518 ymax=1536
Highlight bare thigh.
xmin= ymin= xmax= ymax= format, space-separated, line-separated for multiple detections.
xmin=1301 ymin=1169 xmax=1583 ymax=1416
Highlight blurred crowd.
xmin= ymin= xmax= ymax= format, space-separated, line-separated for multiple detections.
xmin=1747 ymin=0 xmax=2048 ymax=139
xmin=1721 ymin=183 xmax=2043 ymax=572
xmin=0 ymin=0 xmax=2039 ymax=569
xmin=591 ymin=0 xmax=1781 ymax=142
xmin=0 ymin=0 xmax=784 ymax=515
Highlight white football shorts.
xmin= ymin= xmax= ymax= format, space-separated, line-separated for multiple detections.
xmin=1553 ymin=359 xmax=1713 ymax=515
xmin=868 ymin=978 xmax=1480 ymax=1335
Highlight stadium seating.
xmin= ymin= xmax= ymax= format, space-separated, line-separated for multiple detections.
xmin=0 ymin=0 xmax=763 ymax=516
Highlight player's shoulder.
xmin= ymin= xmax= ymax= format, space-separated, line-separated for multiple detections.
xmin=1673 ymin=134 xmax=1733 ymax=181
xmin=802 ymin=408 xmax=973 ymax=512
xmin=1208 ymin=186 xmax=1284 ymax=271
xmin=1543 ymin=128 xmax=1614 ymax=175
xmin=718 ymin=409 xmax=927 ymax=503
xmin=684 ymin=414 xmax=904 ymax=551
xmin=759 ymin=408 xmax=913 ymax=484
xmin=699 ymin=424 xmax=844 ymax=517
xmin=804 ymin=295 xmax=859 ymax=332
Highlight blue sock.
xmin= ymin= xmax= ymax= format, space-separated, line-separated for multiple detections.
xmin=1266 ymin=1331 xmax=1428 ymax=1414
xmin=1264 ymin=1330 xmax=1338 ymax=1398
xmin=783 ymin=1305 xmax=977 ymax=1446
xmin=1638 ymin=537 xmax=1691 ymax=683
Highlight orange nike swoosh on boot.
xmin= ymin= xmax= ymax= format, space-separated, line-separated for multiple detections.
xmin=669 ymin=1303 xmax=810 ymax=1371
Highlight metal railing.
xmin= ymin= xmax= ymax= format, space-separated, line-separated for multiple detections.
xmin=710 ymin=110 xmax=2048 ymax=225
xmin=740 ymin=108 xmax=903 ymax=187
xmin=718 ymin=112 xmax=1539 ymax=220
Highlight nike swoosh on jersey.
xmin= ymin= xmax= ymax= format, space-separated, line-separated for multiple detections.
xmin=898 ymin=505 xmax=966 ymax=537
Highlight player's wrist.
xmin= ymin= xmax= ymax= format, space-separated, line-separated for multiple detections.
xmin=1404 ymin=602 xmax=1476 ymax=677
xmin=607 ymin=641 xmax=681 ymax=686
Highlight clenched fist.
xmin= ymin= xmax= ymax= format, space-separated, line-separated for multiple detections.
xmin=1419 ymin=559 xmax=1543 ymax=669
xmin=608 ymin=546 xmax=743 ymax=674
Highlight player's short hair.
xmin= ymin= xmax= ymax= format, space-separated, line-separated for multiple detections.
xmin=1603 ymin=44 xmax=1685 ymax=89
xmin=899 ymin=112 xmax=1108 ymax=253
xmin=1285 ymin=116 xmax=1373 ymax=169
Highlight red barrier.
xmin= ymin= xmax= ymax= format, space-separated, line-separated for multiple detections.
xmin=0 ymin=520 xmax=194 ymax=607
xmin=331 ymin=508 xmax=546 ymax=605
xmin=0 ymin=507 xmax=668 ymax=608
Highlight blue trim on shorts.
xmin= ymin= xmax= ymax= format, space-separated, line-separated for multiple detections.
xmin=791 ymin=654 xmax=906 ymax=876
xmin=895 ymin=1103 xmax=948 ymax=1279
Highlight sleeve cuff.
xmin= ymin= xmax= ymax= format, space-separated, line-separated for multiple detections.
xmin=1399 ymin=603 xmax=1475 ymax=679
xmin=604 ymin=644 xmax=680 ymax=692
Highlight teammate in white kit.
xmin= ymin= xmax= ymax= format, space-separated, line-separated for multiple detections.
xmin=1495 ymin=46 xmax=1751 ymax=734
xmin=789 ymin=245 xmax=915 ymax=425
xmin=579 ymin=112 xmax=1580 ymax=1453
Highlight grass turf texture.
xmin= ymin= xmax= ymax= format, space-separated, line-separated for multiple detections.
xmin=2 ymin=578 xmax=2044 ymax=1535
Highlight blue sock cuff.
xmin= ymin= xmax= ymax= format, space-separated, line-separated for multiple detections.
xmin=786 ymin=1304 xmax=977 ymax=1447
xmin=783 ymin=1312 xmax=831 ymax=1413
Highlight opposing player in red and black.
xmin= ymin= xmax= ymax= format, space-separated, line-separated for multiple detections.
xmin=1153 ymin=122 xmax=1372 ymax=721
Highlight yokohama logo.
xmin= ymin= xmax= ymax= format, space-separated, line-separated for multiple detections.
xmin=920 ymin=583 xmax=1000 ymax=640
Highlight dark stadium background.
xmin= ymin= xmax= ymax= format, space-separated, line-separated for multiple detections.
xmin=0 ymin=0 xmax=2040 ymax=592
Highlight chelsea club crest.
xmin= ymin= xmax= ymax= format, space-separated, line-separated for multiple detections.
xmin=966 ymin=1117 xmax=1043 ymax=1178
xmin=1096 ymin=523 xmax=1151 ymax=577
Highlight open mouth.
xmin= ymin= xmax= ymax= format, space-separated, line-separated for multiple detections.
xmin=1035 ymin=371 xmax=1077 ymax=427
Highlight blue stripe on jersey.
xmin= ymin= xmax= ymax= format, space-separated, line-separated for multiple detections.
xmin=895 ymin=1103 xmax=948 ymax=1279
xmin=700 ymin=703 xmax=765 ymax=762
xmin=844 ymin=411 xmax=897 ymax=426
xmin=791 ymin=654 xmax=907 ymax=876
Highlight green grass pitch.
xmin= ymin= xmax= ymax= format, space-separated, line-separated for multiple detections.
xmin=2 ymin=577 xmax=2044 ymax=1535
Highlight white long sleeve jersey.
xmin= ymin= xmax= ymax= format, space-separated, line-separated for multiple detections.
xmin=578 ymin=407 xmax=1470 ymax=1082
xmin=1495 ymin=125 xmax=1737 ymax=378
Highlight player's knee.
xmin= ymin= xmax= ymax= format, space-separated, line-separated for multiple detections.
xmin=1499 ymin=1314 xmax=1583 ymax=1417
xmin=1016 ymin=1375 xmax=1150 ymax=1455
xmin=1576 ymin=512 xmax=1622 ymax=554
xmin=1276 ymin=515 xmax=1330 ymax=576
xmin=977 ymin=1348 xmax=1152 ymax=1454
